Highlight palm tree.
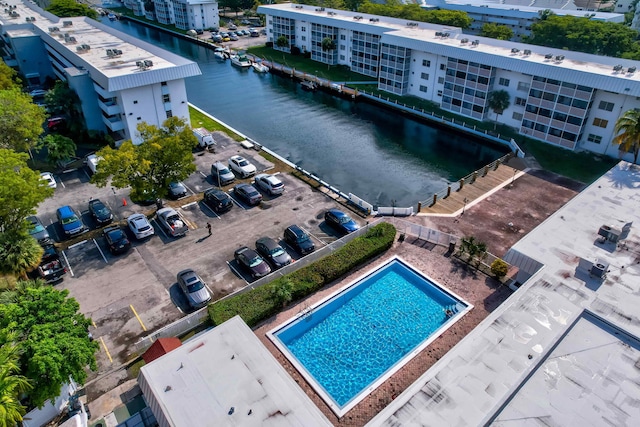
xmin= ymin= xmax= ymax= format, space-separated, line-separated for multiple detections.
xmin=38 ymin=134 xmax=77 ymax=167
xmin=0 ymin=337 xmax=32 ymax=427
xmin=487 ymin=90 xmax=511 ymax=130
xmin=0 ymin=232 xmax=43 ymax=279
xmin=613 ymin=108 xmax=640 ymax=164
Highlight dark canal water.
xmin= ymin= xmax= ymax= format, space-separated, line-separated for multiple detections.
xmin=103 ymin=20 xmax=508 ymax=208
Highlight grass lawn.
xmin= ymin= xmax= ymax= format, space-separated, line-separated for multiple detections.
xmin=189 ymin=106 xmax=244 ymax=141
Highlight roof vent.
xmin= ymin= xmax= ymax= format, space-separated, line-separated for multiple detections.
xmin=460 ymin=38 xmax=468 ymax=44
xmin=629 ymin=66 xmax=636 ymax=74
xmin=471 ymin=40 xmax=479 ymax=46
xmin=48 ymin=26 xmax=59 ymax=32
xmin=327 ymin=11 xmax=336 ymax=16
xmin=590 ymin=260 xmax=609 ymax=279
xmin=407 ymin=22 xmax=418 ymax=27
xmin=63 ymin=20 xmax=73 ymax=27
xmin=545 ymin=53 xmax=553 ymax=59
xmin=67 ymin=37 xmax=76 ymax=44
xmin=369 ymin=18 xmax=379 ymax=22
xmin=614 ymin=64 xmax=623 ymax=72
xmin=353 ymin=15 xmax=363 ymax=20
xmin=523 ymin=49 xmax=531 ymax=56
xmin=555 ymin=55 xmax=564 ymax=62
xmin=294 ymin=5 xmax=303 ymax=8
xmin=511 ymin=48 xmax=520 ymax=54
xmin=144 ymin=60 xmax=153 ymax=67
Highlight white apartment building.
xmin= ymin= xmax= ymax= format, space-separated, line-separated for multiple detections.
xmin=258 ymin=3 xmax=640 ymax=161
xmin=123 ymin=0 xmax=219 ymax=31
xmin=0 ymin=0 xmax=201 ymax=144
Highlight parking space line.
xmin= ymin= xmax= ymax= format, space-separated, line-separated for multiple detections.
xmin=177 ymin=210 xmax=197 ymax=230
xmin=153 ymin=219 xmax=168 ymax=239
xmin=200 ymin=202 xmax=221 ymax=220
xmin=181 ymin=201 xmax=197 ymax=209
xmin=183 ymin=182 xmax=196 ymax=196
xmin=99 ymin=337 xmax=113 ymax=363
xmin=81 ymin=168 xmax=91 ymax=180
xmin=59 ymin=177 xmax=65 ymax=189
xmin=226 ymin=260 xmax=249 ymax=285
xmin=92 ymin=239 xmax=108 ymax=264
xmin=304 ymin=227 xmax=328 ymax=247
xmin=60 ymin=250 xmax=74 ymax=277
xmin=228 ymin=192 xmax=246 ymax=211
xmin=130 ymin=305 xmax=147 ymax=332
xmin=68 ymin=239 xmax=88 ymax=249
xmin=199 ymin=171 xmax=207 ymax=178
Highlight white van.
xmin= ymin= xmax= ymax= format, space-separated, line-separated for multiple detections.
xmin=86 ymin=154 xmax=102 ymax=175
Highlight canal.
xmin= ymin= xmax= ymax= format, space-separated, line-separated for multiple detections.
xmin=103 ymin=19 xmax=508 ymax=208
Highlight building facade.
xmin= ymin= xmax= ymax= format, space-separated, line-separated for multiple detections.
xmin=0 ymin=0 xmax=201 ymax=144
xmin=123 ymin=0 xmax=220 ymax=31
xmin=259 ymin=4 xmax=640 ymax=160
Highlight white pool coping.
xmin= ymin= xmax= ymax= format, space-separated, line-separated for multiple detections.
xmin=267 ymin=255 xmax=473 ymax=417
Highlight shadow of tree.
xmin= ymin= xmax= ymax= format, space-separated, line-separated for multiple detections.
xmin=607 ymin=162 xmax=640 ymax=189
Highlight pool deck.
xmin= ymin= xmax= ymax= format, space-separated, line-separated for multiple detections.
xmin=254 ymin=236 xmax=512 ymax=426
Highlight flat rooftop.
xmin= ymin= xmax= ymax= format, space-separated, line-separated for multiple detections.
xmin=1 ymin=0 xmax=200 ymax=91
xmin=368 ymin=161 xmax=640 ymax=425
xmin=139 ymin=316 xmax=331 ymax=426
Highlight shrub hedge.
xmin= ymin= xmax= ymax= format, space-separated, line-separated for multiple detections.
xmin=208 ymin=222 xmax=396 ymax=327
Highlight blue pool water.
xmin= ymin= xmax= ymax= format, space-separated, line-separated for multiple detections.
xmin=273 ymin=258 xmax=466 ymax=410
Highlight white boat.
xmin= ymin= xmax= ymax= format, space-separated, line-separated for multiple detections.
xmin=230 ymin=52 xmax=251 ymax=68
xmin=300 ymin=80 xmax=317 ymax=91
xmin=214 ymin=47 xmax=227 ymax=60
xmin=251 ymin=61 xmax=269 ymax=73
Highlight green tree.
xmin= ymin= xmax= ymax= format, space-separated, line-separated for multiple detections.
xmin=490 ymin=258 xmax=509 ymax=279
xmin=0 ymin=334 xmax=32 ymax=427
xmin=613 ymin=109 xmax=640 ymax=164
xmin=0 ymin=149 xmax=54 ymax=233
xmin=38 ymin=134 xmax=76 ymax=166
xmin=46 ymin=0 xmax=98 ymax=19
xmin=44 ymin=81 xmax=81 ymax=119
xmin=480 ymin=23 xmax=513 ymax=41
xmin=0 ymin=88 xmax=46 ymax=152
xmin=271 ymin=278 xmax=293 ymax=307
xmin=0 ymin=283 xmax=98 ymax=408
xmin=276 ymin=35 xmax=289 ymax=49
xmin=487 ymin=90 xmax=511 ymax=129
xmin=0 ymin=61 xmax=20 ymax=90
xmin=358 ymin=1 xmax=472 ymax=29
xmin=91 ymin=117 xmax=197 ymax=201
xmin=458 ymin=236 xmax=487 ymax=268
xmin=0 ymin=232 xmax=43 ymax=279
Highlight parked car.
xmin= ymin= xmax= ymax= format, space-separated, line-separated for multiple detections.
xmin=56 ymin=206 xmax=87 ymax=237
xmin=47 ymin=116 xmax=65 ymax=130
xmin=88 ymin=199 xmax=113 ymax=226
xmin=229 ymin=34 xmax=239 ymax=41
xmin=324 ymin=208 xmax=360 ymax=235
xmin=228 ymin=155 xmax=257 ymax=178
xmin=103 ymin=225 xmax=131 ymax=255
xmin=28 ymin=244 xmax=66 ymax=283
xmin=234 ymin=183 xmax=262 ymax=206
xmin=29 ymin=89 xmax=48 ymax=97
xmin=203 ymin=188 xmax=233 ymax=213
xmin=168 ymin=182 xmax=188 ymax=199
xmin=284 ymin=224 xmax=315 ymax=255
xmin=127 ymin=213 xmax=155 ymax=240
xmin=234 ymin=246 xmax=271 ymax=279
xmin=212 ymin=34 xmax=223 ymax=43
xmin=228 ymin=24 xmax=237 ymax=30
xmin=255 ymin=173 xmax=285 ymax=195
xmin=156 ymin=208 xmax=189 ymax=237
xmin=255 ymin=237 xmax=292 ymax=269
xmin=26 ymin=215 xmax=52 ymax=245
xmin=211 ymin=161 xmax=235 ymax=186
xmin=177 ymin=269 xmax=212 ymax=309
xmin=40 ymin=172 xmax=57 ymax=188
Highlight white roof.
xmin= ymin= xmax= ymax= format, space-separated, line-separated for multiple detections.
xmin=0 ymin=0 xmax=200 ymax=92
xmin=260 ymin=3 xmax=640 ymax=96
xmin=368 ymin=161 xmax=640 ymax=426
xmin=139 ymin=316 xmax=332 ymax=427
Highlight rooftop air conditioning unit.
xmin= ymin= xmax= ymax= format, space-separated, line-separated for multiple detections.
xmin=545 ymin=53 xmax=553 ymax=59
xmin=369 ymin=18 xmax=379 ymax=22
xmin=63 ymin=20 xmax=72 ymax=27
xmin=48 ymin=26 xmax=59 ymax=32
xmin=354 ymin=16 xmax=363 ymax=20
xmin=460 ymin=38 xmax=468 ymax=44
xmin=67 ymin=37 xmax=76 ymax=43
xmin=294 ymin=5 xmax=302 ymax=8
xmin=435 ymin=31 xmax=442 ymax=37
xmin=511 ymin=48 xmax=520 ymax=53
xmin=523 ymin=49 xmax=531 ymax=55
xmin=614 ymin=64 xmax=623 ymax=72
xmin=30 ymin=17 xmax=35 ymax=21
xmin=143 ymin=60 xmax=153 ymax=67
xmin=114 ymin=49 xmax=122 ymax=55
xmin=442 ymin=32 xmax=450 ymax=38
xmin=136 ymin=61 xmax=144 ymax=68
xmin=106 ymin=49 xmax=114 ymax=56
xmin=629 ymin=66 xmax=637 ymax=74
xmin=590 ymin=260 xmax=608 ymax=279
xmin=328 ymin=11 xmax=336 ymax=16
xmin=471 ymin=40 xmax=479 ymax=46
xmin=555 ymin=55 xmax=564 ymax=61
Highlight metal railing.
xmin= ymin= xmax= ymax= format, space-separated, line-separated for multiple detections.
xmin=132 ymin=307 xmax=210 ymax=354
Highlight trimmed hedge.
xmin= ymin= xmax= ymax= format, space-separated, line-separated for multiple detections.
xmin=208 ymin=222 xmax=396 ymax=327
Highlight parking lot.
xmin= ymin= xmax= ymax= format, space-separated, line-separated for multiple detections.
xmin=35 ymin=136 xmax=363 ymax=369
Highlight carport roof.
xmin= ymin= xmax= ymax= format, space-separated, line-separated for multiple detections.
xmin=138 ymin=316 xmax=331 ymax=426
xmin=141 ymin=337 xmax=182 ymax=364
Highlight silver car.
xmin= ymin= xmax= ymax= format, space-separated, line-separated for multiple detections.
xmin=177 ymin=269 xmax=211 ymax=309
xmin=211 ymin=161 xmax=235 ymax=186
xmin=127 ymin=213 xmax=155 ymax=240
xmin=255 ymin=173 xmax=285 ymax=195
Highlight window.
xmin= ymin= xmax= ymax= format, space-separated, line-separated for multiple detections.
xmin=517 ymin=81 xmax=529 ymax=91
xmin=302 ymin=36 xmax=306 ymax=41
xmin=340 ymin=55 xmax=345 ymax=60
xmin=162 ymin=94 xmax=170 ymax=103
xmin=340 ymin=34 xmax=345 ymax=40
xmin=422 ymin=59 xmax=431 ymax=67
xmin=515 ymin=97 xmax=526 ymax=106
xmin=136 ymin=116 xmax=141 ymax=120
xmin=598 ymin=100 xmax=614 ymax=112
xmin=440 ymin=64 xmax=446 ymax=71
xmin=421 ymin=73 xmax=429 ymax=80
xmin=166 ymin=110 xmax=173 ymax=118
xmin=133 ymin=100 xmax=138 ymax=104
xmin=419 ymin=85 xmax=428 ymax=93
xmin=512 ymin=112 xmax=523 ymax=120
xmin=499 ymin=77 xmax=510 ymax=87
xmin=437 ymin=90 xmax=442 ymax=96
xmin=301 ymin=27 xmax=306 ymax=32
xmin=587 ymin=134 xmax=602 ymax=144
xmin=161 ymin=81 xmax=167 ymax=86
xmin=438 ymin=77 xmax=444 ymax=84
xmin=593 ymin=118 xmax=608 ymax=128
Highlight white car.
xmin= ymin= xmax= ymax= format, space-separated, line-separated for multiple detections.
xmin=127 ymin=213 xmax=155 ymax=240
xmin=228 ymin=155 xmax=257 ymax=178
xmin=40 ymin=172 xmax=57 ymax=188
xmin=255 ymin=173 xmax=285 ymax=195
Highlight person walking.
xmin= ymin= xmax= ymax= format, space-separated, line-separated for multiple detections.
xmin=207 ymin=222 xmax=212 ymax=236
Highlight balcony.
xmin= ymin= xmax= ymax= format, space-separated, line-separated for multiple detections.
xmin=93 ymin=83 xmax=115 ymax=99
xmin=102 ymin=115 xmax=125 ymax=132
xmin=98 ymin=99 xmax=121 ymax=116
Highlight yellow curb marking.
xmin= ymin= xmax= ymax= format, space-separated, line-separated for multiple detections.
xmin=130 ymin=304 xmax=147 ymax=331
xmin=99 ymin=337 xmax=113 ymax=363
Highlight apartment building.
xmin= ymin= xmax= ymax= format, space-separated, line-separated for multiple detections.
xmin=0 ymin=0 xmax=201 ymax=144
xmin=122 ymin=0 xmax=219 ymax=31
xmin=258 ymin=3 xmax=640 ymax=161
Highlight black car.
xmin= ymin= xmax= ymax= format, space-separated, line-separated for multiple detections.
xmin=233 ymin=183 xmax=262 ymax=206
xmin=103 ymin=225 xmax=131 ymax=255
xmin=255 ymin=237 xmax=292 ymax=269
xmin=203 ymin=188 xmax=233 ymax=213
xmin=324 ymin=208 xmax=360 ymax=235
xmin=284 ymin=224 xmax=315 ymax=255
xmin=234 ymin=246 xmax=271 ymax=279
xmin=88 ymin=199 xmax=113 ymax=226
xmin=28 ymin=244 xmax=66 ymax=283
xmin=168 ymin=182 xmax=188 ymax=199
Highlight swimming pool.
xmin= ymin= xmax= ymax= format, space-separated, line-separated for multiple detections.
xmin=268 ymin=256 xmax=472 ymax=416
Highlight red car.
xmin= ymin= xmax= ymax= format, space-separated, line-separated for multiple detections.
xmin=47 ymin=117 xmax=65 ymax=130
